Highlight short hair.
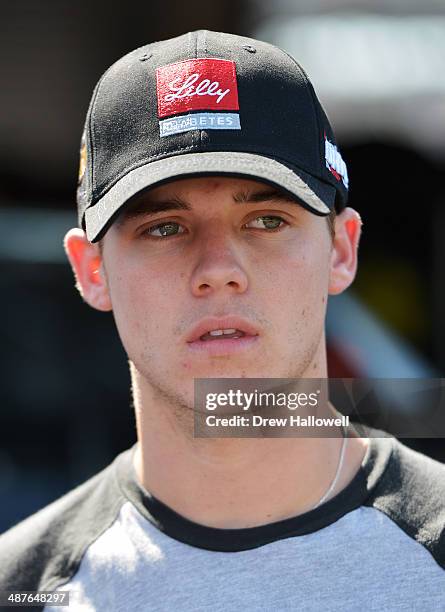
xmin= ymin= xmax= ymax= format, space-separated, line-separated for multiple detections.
xmin=326 ymin=207 xmax=336 ymax=242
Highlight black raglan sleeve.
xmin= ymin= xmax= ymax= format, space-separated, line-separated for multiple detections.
xmin=365 ymin=438 xmax=445 ymax=571
xmin=0 ymin=455 xmax=126 ymax=612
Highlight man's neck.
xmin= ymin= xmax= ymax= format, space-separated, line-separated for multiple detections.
xmin=132 ymin=385 xmax=369 ymax=529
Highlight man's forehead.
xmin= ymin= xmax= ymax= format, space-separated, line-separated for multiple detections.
xmin=116 ymin=177 xmax=302 ymax=225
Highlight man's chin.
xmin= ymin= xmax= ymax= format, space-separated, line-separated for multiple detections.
xmin=183 ymin=359 xmax=269 ymax=379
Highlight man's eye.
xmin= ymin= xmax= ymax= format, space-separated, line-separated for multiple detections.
xmin=146 ymin=222 xmax=184 ymax=237
xmin=245 ymin=216 xmax=286 ymax=231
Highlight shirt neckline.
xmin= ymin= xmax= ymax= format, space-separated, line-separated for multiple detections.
xmin=115 ymin=429 xmax=394 ymax=552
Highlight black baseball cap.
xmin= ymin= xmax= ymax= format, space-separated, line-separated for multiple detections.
xmin=77 ymin=30 xmax=349 ymax=243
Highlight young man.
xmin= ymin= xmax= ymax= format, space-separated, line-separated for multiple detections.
xmin=0 ymin=30 xmax=444 ymax=612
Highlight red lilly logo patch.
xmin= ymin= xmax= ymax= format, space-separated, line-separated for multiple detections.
xmin=156 ymin=58 xmax=241 ymax=137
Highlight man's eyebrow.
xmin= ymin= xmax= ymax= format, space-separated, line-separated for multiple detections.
xmin=116 ymin=197 xmax=191 ymax=226
xmin=233 ymin=188 xmax=300 ymax=205
xmin=117 ymin=187 xmax=300 ymax=226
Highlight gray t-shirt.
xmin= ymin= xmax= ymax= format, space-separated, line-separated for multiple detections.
xmin=0 ymin=428 xmax=444 ymax=611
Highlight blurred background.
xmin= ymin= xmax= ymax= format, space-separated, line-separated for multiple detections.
xmin=1 ymin=0 xmax=444 ymax=533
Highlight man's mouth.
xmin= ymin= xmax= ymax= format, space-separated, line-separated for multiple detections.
xmin=186 ymin=316 xmax=259 ymax=355
xmin=186 ymin=316 xmax=259 ymax=343
xmin=199 ymin=329 xmax=246 ymax=341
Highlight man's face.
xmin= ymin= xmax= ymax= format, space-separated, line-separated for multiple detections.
xmin=96 ymin=176 xmax=336 ymax=408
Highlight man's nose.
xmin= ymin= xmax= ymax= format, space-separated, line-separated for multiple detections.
xmin=189 ymin=230 xmax=249 ymax=297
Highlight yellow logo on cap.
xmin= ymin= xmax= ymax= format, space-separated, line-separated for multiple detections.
xmin=78 ymin=137 xmax=87 ymax=184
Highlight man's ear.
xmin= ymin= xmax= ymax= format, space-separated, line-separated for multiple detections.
xmin=328 ymin=207 xmax=362 ymax=295
xmin=64 ymin=228 xmax=112 ymax=312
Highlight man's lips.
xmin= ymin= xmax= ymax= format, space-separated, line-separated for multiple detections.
xmin=186 ymin=316 xmax=259 ymax=343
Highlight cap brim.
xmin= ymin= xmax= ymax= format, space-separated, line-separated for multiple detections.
xmin=84 ymin=151 xmax=334 ymax=242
